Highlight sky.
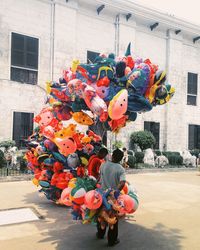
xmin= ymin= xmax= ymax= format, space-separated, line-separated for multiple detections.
xmin=132 ymin=0 xmax=200 ymax=25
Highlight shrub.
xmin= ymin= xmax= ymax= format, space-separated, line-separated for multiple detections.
xmin=162 ymin=151 xmax=183 ymax=165
xmin=154 ymin=150 xmax=161 ymax=156
xmin=0 ymin=140 xmax=16 ymax=151
xmin=17 ymin=156 xmax=27 ymax=172
xmin=0 ymin=149 xmax=6 ymax=168
xmin=130 ymin=131 xmax=156 ymax=151
xmin=135 ymin=152 xmax=144 ymax=163
xmin=127 ymin=150 xmax=134 ymax=156
xmin=190 ymin=149 xmax=200 ymax=158
xmin=112 ymin=140 xmax=123 ymax=150
xmin=127 ymin=155 xmax=136 ymax=168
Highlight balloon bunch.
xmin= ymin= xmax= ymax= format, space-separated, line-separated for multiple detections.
xmin=44 ymin=42 xmax=175 ymax=132
xmin=25 ymin=42 xmax=175 ymax=224
xmin=59 ymin=180 xmax=139 ymax=224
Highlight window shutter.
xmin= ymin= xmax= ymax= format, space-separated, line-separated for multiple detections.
xmin=11 ymin=33 xmax=38 ymax=84
xmin=13 ymin=112 xmax=22 ymax=147
xmin=144 ymin=121 xmax=160 ymax=149
xmin=87 ymin=51 xmax=100 ymax=64
xmin=188 ymin=125 xmax=195 ymax=150
xmin=13 ymin=112 xmax=34 ymax=148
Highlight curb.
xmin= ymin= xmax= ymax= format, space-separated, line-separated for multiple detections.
xmin=0 ymin=175 xmax=34 ymax=183
xmin=0 ymin=168 xmax=198 ymax=182
xmin=125 ymin=167 xmax=198 ymax=174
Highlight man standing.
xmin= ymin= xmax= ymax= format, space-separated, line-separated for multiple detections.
xmin=122 ymin=147 xmax=129 ymax=169
xmin=87 ymin=147 xmax=108 ymax=181
xmin=97 ymin=148 xmax=126 ymax=247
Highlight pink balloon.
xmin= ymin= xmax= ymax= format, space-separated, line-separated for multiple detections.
xmin=60 ymin=187 xmax=72 ymax=206
xmin=84 ymin=190 xmax=103 ymax=210
xmin=117 ymin=194 xmax=135 ymax=214
xmin=54 ymin=137 xmax=77 ymax=156
xmin=108 ymin=89 xmax=128 ymax=120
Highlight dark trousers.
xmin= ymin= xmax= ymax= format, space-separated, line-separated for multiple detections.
xmin=97 ymin=219 xmax=118 ymax=245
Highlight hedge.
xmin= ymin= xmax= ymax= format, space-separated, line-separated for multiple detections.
xmin=162 ymin=151 xmax=183 ymax=165
xmin=0 ymin=149 xmax=6 ymax=168
xmin=190 ymin=149 xmax=200 ymax=158
xmin=135 ymin=152 xmax=144 ymax=163
xmin=127 ymin=155 xmax=136 ymax=168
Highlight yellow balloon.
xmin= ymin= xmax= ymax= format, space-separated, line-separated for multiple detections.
xmin=68 ymin=178 xmax=77 ymax=189
xmin=80 ymin=157 xmax=88 ymax=166
xmin=71 ymin=59 xmax=80 ymax=73
xmin=32 ymin=178 xmax=39 ymax=186
xmin=46 ymin=81 xmax=51 ymax=94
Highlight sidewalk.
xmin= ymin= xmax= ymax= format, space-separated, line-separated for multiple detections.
xmin=0 ymin=167 xmax=197 ymax=182
xmin=0 ymin=171 xmax=200 ymax=249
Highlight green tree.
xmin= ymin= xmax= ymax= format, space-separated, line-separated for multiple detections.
xmin=0 ymin=149 xmax=6 ymax=168
xmin=112 ymin=140 xmax=123 ymax=150
xmin=0 ymin=140 xmax=16 ymax=151
xmin=130 ymin=130 xmax=156 ymax=151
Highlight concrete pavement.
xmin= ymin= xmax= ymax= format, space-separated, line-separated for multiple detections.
xmin=1 ymin=171 xmax=200 ymax=250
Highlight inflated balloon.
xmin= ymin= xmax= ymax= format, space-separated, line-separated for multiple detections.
xmin=92 ymin=83 xmax=110 ymax=100
xmin=34 ymin=108 xmax=60 ymax=130
xmin=68 ymin=178 xmax=77 ymax=189
xmin=128 ymin=191 xmax=139 ymax=213
xmin=72 ymin=111 xmax=94 ymax=125
xmin=67 ymin=153 xmax=80 ymax=169
xmin=54 ymin=124 xmax=77 ymax=139
xmin=121 ymin=182 xmax=129 ymax=194
xmin=44 ymin=139 xmax=57 ymax=151
xmin=60 ymin=187 xmax=73 ymax=206
xmin=84 ymin=190 xmax=103 ymax=210
xmin=54 ymin=105 xmax=72 ymax=121
xmin=117 ymin=194 xmax=135 ymax=214
xmin=39 ymin=180 xmax=50 ymax=188
xmin=56 ymin=172 xmax=72 ymax=190
xmin=83 ymin=144 xmax=94 ymax=155
xmin=108 ymin=89 xmax=128 ymax=120
xmin=54 ymin=137 xmax=77 ymax=157
xmin=70 ymin=186 xmax=87 ymax=205
xmin=80 ymin=157 xmax=88 ymax=166
xmin=53 ymin=162 xmax=63 ymax=172
xmin=154 ymin=84 xmax=175 ymax=105
xmin=32 ymin=178 xmax=39 ymax=186
xmin=37 ymin=154 xmax=49 ymax=164
xmin=83 ymin=84 xmax=108 ymax=122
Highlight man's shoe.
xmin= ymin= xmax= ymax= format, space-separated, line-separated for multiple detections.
xmin=96 ymin=232 xmax=104 ymax=239
xmin=108 ymin=239 xmax=120 ymax=247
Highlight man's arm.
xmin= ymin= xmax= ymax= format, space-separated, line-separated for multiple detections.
xmin=117 ymin=167 xmax=126 ymax=191
xmin=117 ymin=180 xmax=126 ymax=191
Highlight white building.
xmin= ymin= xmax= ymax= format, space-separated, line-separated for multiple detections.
xmin=0 ymin=0 xmax=200 ymax=151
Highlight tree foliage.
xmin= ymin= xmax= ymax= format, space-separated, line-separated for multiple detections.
xmin=0 ymin=140 xmax=16 ymax=150
xmin=130 ymin=130 xmax=156 ymax=151
xmin=0 ymin=149 xmax=6 ymax=168
xmin=112 ymin=140 xmax=123 ymax=150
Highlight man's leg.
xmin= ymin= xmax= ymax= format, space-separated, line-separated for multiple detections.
xmin=107 ymin=220 xmax=119 ymax=246
xmin=96 ymin=219 xmax=107 ymax=239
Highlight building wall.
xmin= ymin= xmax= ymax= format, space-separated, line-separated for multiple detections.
xmin=0 ymin=0 xmax=200 ymax=151
xmin=0 ymin=0 xmax=51 ymax=140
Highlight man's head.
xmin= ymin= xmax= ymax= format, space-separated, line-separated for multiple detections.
xmin=112 ymin=148 xmax=124 ymax=163
xmin=122 ymin=147 xmax=127 ymax=152
xmin=97 ymin=147 xmax=109 ymax=159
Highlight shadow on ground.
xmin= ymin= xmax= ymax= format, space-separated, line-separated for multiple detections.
xmin=24 ymin=191 xmax=184 ymax=250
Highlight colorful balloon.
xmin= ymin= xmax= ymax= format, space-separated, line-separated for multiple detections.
xmin=60 ymin=187 xmax=73 ymax=206
xmin=108 ymin=89 xmax=128 ymax=120
xmin=70 ymin=186 xmax=87 ymax=205
xmin=84 ymin=190 xmax=103 ymax=210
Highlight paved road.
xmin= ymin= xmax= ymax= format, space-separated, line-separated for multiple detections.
xmin=1 ymin=171 xmax=200 ymax=250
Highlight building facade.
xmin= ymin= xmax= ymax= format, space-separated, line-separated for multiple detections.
xmin=0 ymin=0 xmax=200 ymax=151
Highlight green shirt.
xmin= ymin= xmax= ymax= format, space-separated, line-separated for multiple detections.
xmin=100 ymin=161 xmax=126 ymax=190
